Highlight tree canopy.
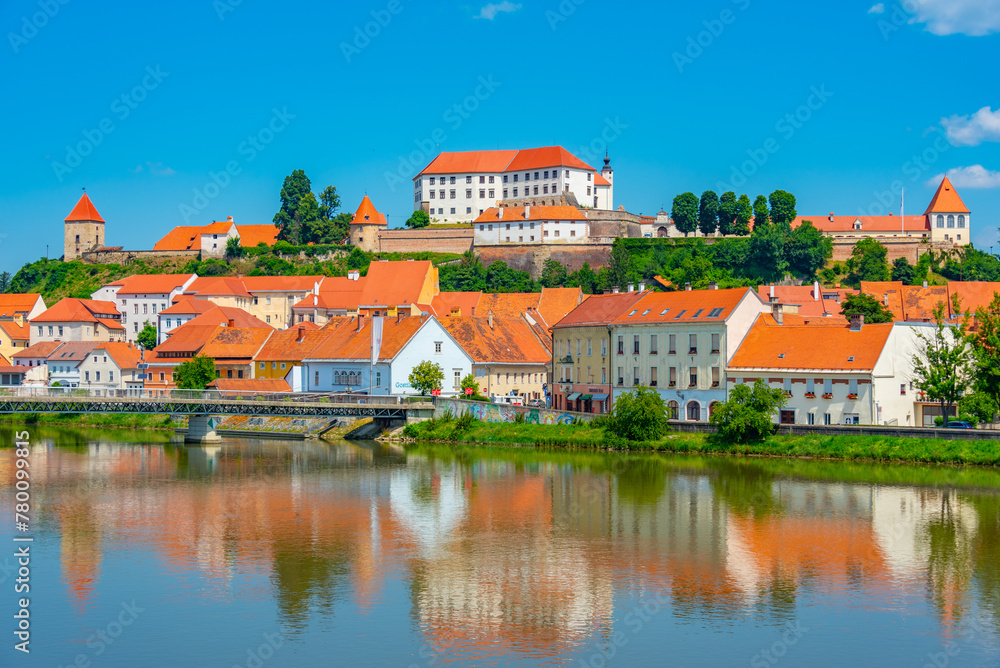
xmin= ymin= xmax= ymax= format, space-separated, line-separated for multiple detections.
xmin=405 ymin=210 xmax=430 ymax=229
xmin=409 ymin=361 xmax=444 ymax=396
xmin=846 ymin=238 xmax=890 ymax=286
xmin=710 ymin=380 xmax=787 ymax=443
xmin=136 ymin=323 xmax=158 ymax=351
xmin=717 ymin=191 xmax=737 ymax=236
xmin=175 ymin=355 xmax=217 ymax=390
xmin=273 ymin=170 xmax=349 ymax=245
xmin=671 ymin=193 xmax=699 ymax=236
xmin=698 ymin=190 xmax=719 ymax=236
xmin=911 ymin=303 xmax=973 ymax=426
xmin=839 ymin=292 xmax=894 ymax=324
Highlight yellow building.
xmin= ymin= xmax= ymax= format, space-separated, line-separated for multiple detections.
xmin=0 ymin=317 xmax=30 ymax=363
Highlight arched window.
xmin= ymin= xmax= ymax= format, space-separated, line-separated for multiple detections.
xmin=709 ymin=401 xmax=721 ymax=419
xmin=687 ymin=400 xmax=701 ymax=421
xmin=657 ymin=227 xmax=668 ymax=238
xmin=947 ymin=215 xmax=955 ymax=228
xmin=667 ymin=400 xmax=679 ymax=419
xmin=936 ymin=215 xmax=944 ymax=228
xmin=957 ymin=215 xmax=965 ymax=228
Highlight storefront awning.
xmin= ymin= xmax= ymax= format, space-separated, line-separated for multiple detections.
xmin=566 ymin=392 xmax=581 ymax=401
xmin=581 ymin=394 xmax=593 ymax=401
xmin=591 ymin=393 xmax=609 ymax=401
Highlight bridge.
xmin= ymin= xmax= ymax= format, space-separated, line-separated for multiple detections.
xmin=0 ymin=388 xmax=433 ymax=443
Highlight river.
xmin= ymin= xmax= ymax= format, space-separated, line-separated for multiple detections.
xmin=1 ymin=426 xmax=998 ymax=667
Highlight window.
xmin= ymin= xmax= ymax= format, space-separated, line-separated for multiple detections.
xmin=454 ymin=369 xmax=462 ymax=389
xmin=707 ymin=308 xmax=724 ymax=318
xmin=601 ymin=339 xmax=607 ymax=356
xmin=958 ymin=215 xmax=966 ymax=228
xmin=95 ymin=371 xmax=101 ymax=382
xmin=85 ymin=371 xmax=90 ymax=382
xmin=449 ymin=190 xmax=456 ymax=199
xmin=669 ymin=367 xmax=676 ymax=387
xmin=466 ymin=189 xmax=472 ymax=198
xmin=143 ymin=304 xmax=148 ymax=315
xmin=617 ymin=366 xmax=623 ymax=385
xmin=634 ymin=366 xmax=640 ymax=386
xmin=488 ymin=189 xmax=494 ymax=198
xmin=533 ymin=186 xmax=538 ymax=195
xmin=651 ymin=367 xmax=658 ymax=386
xmin=58 ymin=326 xmax=64 ymax=336
xmin=375 ymin=371 xmax=381 ymax=387
xmin=467 ymin=207 xmax=472 ymax=214
xmin=450 ymin=208 xmax=456 ymax=214
xmin=617 ymin=335 xmax=624 ymax=355
xmin=260 ymin=362 xmax=266 ymax=369
xmin=711 ymin=333 xmax=720 ymax=353
xmin=434 ymin=341 xmax=442 ymax=354
xmin=900 ymin=383 xmax=906 ymax=395
xmin=479 ymin=189 xmax=485 ymax=198
xmin=280 ymin=363 xmax=286 ymax=369
xmin=489 ymin=176 xmax=494 ymax=184
xmin=687 ymin=401 xmax=700 ymax=421
xmin=650 ymin=335 xmax=658 ymax=354
xmin=936 ymin=214 xmax=944 ymax=228
xmin=824 ymin=413 xmax=832 ymax=425
xmin=601 ymin=367 xmax=607 ymax=384
xmin=503 ymin=189 xmax=508 ymax=198
xmin=712 ymin=367 xmax=720 ymax=387
xmin=807 ymin=413 xmax=815 ymax=425
xmin=668 ymin=334 xmax=676 ymax=354
xmin=430 ymin=191 xmax=435 ymax=199
xmin=633 ymin=335 xmax=640 ymax=355
xmin=314 ymin=371 xmax=320 ymax=386
xmin=689 ymin=334 xmax=698 ymax=354
xmin=38 ymin=326 xmax=42 ymax=336
xmin=109 ymin=371 xmax=114 ymax=382
xmin=513 ymin=188 xmax=518 ymax=197
xmin=576 ymin=339 xmax=582 ymax=356
xmin=947 ymin=214 xmax=955 ymax=228
xmin=266 ymin=315 xmax=271 ymax=324
xmin=450 ymin=177 xmax=456 ymax=184
xmin=587 ymin=339 xmax=592 ymax=356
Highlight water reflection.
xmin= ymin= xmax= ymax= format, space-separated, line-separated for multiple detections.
xmin=2 ymin=429 xmax=999 ymax=666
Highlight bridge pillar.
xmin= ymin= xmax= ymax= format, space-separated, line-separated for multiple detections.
xmin=186 ymin=415 xmax=222 ymax=444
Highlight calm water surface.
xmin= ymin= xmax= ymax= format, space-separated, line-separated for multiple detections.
xmin=1 ymin=426 xmax=999 ymax=667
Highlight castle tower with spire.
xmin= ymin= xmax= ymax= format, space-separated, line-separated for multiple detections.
xmin=348 ymin=195 xmax=388 ymax=253
xmin=925 ymin=176 xmax=970 ymax=245
xmin=64 ymin=192 xmax=105 ymax=261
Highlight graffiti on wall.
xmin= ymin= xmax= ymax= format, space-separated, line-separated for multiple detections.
xmin=435 ymin=399 xmax=590 ymax=425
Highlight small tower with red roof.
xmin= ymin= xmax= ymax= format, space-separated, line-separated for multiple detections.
xmin=348 ymin=195 xmax=388 ymax=253
xmin=64 ymin=192 xmax=106 ymax=261
xmin=925 ymin=176 xmax=971 ymax=245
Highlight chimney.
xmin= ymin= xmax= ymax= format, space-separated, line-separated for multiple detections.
xmin=638 ymin=282 xmax=646 ymax=291
xmin=357 ymin=313 xmax=364 ymax=332
xmin=850 ymin=313 xmax=864 ymax=331
xmin=628 ymin=282 xmax=635 ymax=292
xmin=498 ymin=207 xmax=504 ymax=220
xmin=772 ymin=302 xmax=783 ymax=325
xmin=813 ymin=280 xmax=820 ymax=301
xmin=488 ymin=310 xmax=494 ymax=329
xmin=313 ymin=281 xmax=320 ymax=295
xmin=769 ymin=284 xmax=775 ymax=299
xmin=923 ymin=280 xmax=928 ymax=289
xmin=227 ymin=215 xmax=234 ymax=222
xmin=685 ymin=283 xmax=692 ymax=291
xmin=471 ymin=306 xmax=476 ymax=316
xmin=227 ymin=318 xmax=235 ymax=328
xmin=397 ymin=311 xmax=404 ymax=324
xmin=524 ymin=205 xmax=530 ymax=219
xmin=612 ymin=286 xmax=619 ymax=294
xmin=709 ymin=282 xmax=718 ymax=290
xmin=828 ymin=212 xmax=834 ymax=222
xmin=297 ymin=328 xmax=306 ymax=343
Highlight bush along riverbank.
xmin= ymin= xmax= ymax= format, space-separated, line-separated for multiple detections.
xmin=401 ymin=413 xmax=1000 ymax=466
xmin=0 ymin=413 xmax=183 ymax=431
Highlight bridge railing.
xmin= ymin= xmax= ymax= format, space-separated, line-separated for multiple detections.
xmin=0 ymin=386 xmax=417 ymax=405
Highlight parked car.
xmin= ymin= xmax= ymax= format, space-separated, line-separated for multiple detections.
xmin=527 ymin=399 xmax=545 ymax=407
xmin=945 ymin=420 xmax=974 ymax=429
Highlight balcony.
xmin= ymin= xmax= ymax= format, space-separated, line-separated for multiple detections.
xmin=558 ymin=355 xmax=573 ymax=364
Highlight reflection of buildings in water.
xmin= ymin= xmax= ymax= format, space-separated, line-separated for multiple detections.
xmin=389 ymin=460 xmax=468 ymax=558
xmin=186 ymin=445 xmax=221 ymax=475
xmin=407 ymin=472 xmax=615 ymax=660
xmin=58 ymin=499 xmax=103 ymax=614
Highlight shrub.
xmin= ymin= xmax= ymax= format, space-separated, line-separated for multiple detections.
xmin=710 ymin=380 xmax=787 ymax=443
xmin=454 ymin=412 xmax=475 ymax=431
xmin=605 ymin=387 xmax=669 ymax=442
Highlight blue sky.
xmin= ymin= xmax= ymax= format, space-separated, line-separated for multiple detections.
xmin=2 ymin=0 xmax=999 ymax=274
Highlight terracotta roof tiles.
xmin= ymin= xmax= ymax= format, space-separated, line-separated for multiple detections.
xmin=235 ymin=225 xmax=280 ymax=247
xmin=13 ymin=341 xmax=64 ymax=359
xmin=553 ymin=291 xmax=646 ymax=328
xmin=30 ymin=298 xmax=123 ymax=329
xmin=440 ymin=317 xmax=549 ymax=365
xmin=474 ymin=205 xmax=586 ymax=223
xmin=306 ymin=316 xmax=425 ymax=362
xmin=0 ymin=294 xmax=44 ymax=317
xmin=729 ymin=322 xmax=894 ymax=371
xmin=0 ymin=321 xmax=29 ymax=341
xmin=255 ymin=328 xmax=330 ymax=362
xmin=351 ymin=196 xmax=387 ymax=226
xmin=117 ymin=274 xmax=195 ymax=295
xmin=201 ymin=327 xmax=273 ymax=360
xmin=91 ymin=342 xmax=142 ymax=370
xmin=64 ymin=193 xmax=104 ymax=222
xmin=925 ymin=176 xmax=970 ymax=214
xmin=611 ymin=288 xmax=757 ymax=324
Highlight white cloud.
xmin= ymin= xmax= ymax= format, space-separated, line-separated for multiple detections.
xmin=145 ymin=161 xmax=176 ymax=176
xmin=868 ymin=3 xmax=884 ymax=13
xmin=941 ymin=106 xmax=1000 ymax=146
xmin=908 ymin=0 xmax=1000 ymax=36
xmin=130 ymin=164 xmax=144 ymax=174
xmin=928 ymin=165 xmax=1000 ymax=189
xmin=475 ymin=1 xmax=521 ymax=20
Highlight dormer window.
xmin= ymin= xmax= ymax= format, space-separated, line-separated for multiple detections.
xmin=853 ymin=220 xmax=862 ymax=230
xmin=848 ymin=356 xmax=855 ymax=362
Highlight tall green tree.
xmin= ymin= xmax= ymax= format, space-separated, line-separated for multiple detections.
xmin=409 ymin=361 xmax=444 ymax=396
xmin=839 ymin=293 xmax=894 ymax=324
xmin=0 ymin=271 xmax=10 ymax=293
xmin=891 ymin=256 xmax=916 ymax=285
xmin=570 ymin=262 xmax=597 ymax=294
xmin=847 ymin=238 xmax=890 ymax=285
xmin=318 ymin=185 xmax=342 ymax=221
xmin=747 ymin=225 xmax=786 ymax=283
xmin=175 ymin=355 xmax=217 ymax=390
xmin=405 ymin=210 xmax=430 ymax=229
xmin=698 ymin=190 xmax=720 ymax=236
xmin=710 ymin=380 xmax=787 ymax=443
xmin=717 ymin=191 xmax=737 ymax=236
xmin=768 ymin=190 xmax=797 ymax=230
xmin=224 ymin=236 xmax=243 ymax=259
xmin=605 ymin=387 xmax=669 ymax=442
xmin=785 ymin=220 xmax=832 ymax=278
xmin=912 ymin=303 xmax=973 ymax=426
xmin=967 ymin=292 xmax=1000 ymax=423
xmin=136 ymin=323 xmax=158 ymax=351
xmin=608 ymin=242 xmax=637 ymax=290
xmin=671 ymin=193 xmax=699 ymax=236
xmin=733 ymin=194 xmax=753 ymax=236
xmin=540 ymin=258 xmax=569 ymax=287
xmin=273 ymin=169 xmax=313 ymax=242
xmin=752 ymin=195 xmax=770 ymax=229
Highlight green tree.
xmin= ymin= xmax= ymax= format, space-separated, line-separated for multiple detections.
xmin=459 ymin=373 xmax=483 ymax=398
xmin=698 ymin=190 xmax=720 ymax=236
xmin=405 ymin=210 xmax=431 ymax=229
xmin=733 ymin=194 xmax=752 ymax=236
xmin=710 ymin=380 xmax=787 ymax=443
xmin=752 ymin=195 xmax=770 ymax=229
xmin=570 ymin=262 xmax=597 ymax=294
xmin=671 ymin=192 xmax=699 ymax=236
xmin=540 ymin=258 xmax=568 ymax=288
xmin=136 ymin=322 xmax=158 ymax=351
xmin=768 ymin=189 xmax=797 ymax=230
xmin=409 ymin=360 xmax=444 ymax=396
xmin=911 ymin=303 xmax=973 ymax=426
xmin=486 ymin=261 xmax=537 ymax=292
xmin=175 ymin=355 xmax=217 ymax=390
xmin=747 ymin=225 xmax=787 ymax=283
xmin=318 ymin=185 xmax=342 ymax=221
xmin=785 ymin=220 xmax=832 ymax=279
xmin=891 ymin=256 xmax=916 ymax=285
xmin=967 ymin=292 xmax=1000 ymax=423
xmin=225 ymin=236 xmax=243 ymax=260
xmin=605 ymin=387 xmax=669 ymax=442
xmin=847 ymin=238 xmax=890 ymax=285
xmin=346 ymin=247 xmax=369 ymax=270
xmin=717 ymin=191 xmax=737 ymax=236
xmin=273 ymin=169 xmax=313 ymax=242
xmin=839 ymin=292 xmax=894 ymax=323
xmin=0 ymin=271 xmax=10 ymax=293
xmin=608 ymin=241 xmax=636 ymax=290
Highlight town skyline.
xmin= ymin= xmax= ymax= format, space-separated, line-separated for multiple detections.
xmin=3 ymin=0 xmax=999 ymax=274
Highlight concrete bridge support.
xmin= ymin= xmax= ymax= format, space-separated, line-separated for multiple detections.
xmin=186 ymin=415 xmax=222 ymax=444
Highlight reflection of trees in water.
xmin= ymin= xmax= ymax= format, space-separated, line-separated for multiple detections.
xmin=924 ymin=493 xmax=977 ymax=625
xmin=963 ymin=494 xmax=1000 ymax=636
xmin=270 ymin=540 xmax=352 ymax=630
xmin=615 ymin=459 xmax=669 ymax=507
xmin=709 ymin=460 xmax=782 ymax=518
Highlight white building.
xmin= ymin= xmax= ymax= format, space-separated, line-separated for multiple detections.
xmin=414 ymin=146 xmax=613 ymax=223
xmin=29 ymin=298 xmax=126 ymax=345
xmin=77 ymin=342 xmax=144 ymax=393
xmin=94 ymin=274 xmax=197 ymax=343
xmin=473 ymin=205 xmax=590 ymax=245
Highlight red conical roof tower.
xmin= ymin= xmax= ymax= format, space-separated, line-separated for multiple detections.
xmin=64 ymin=192 xmax=105 ymax=222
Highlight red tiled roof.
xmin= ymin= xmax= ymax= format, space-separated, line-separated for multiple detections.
xmin=208 ymin=378 xmax=291 ymax=392
xmin=43 ymin=341 xmax=100 ymax=362
xmin=351 ymin=196 xmax=387 ymax=226
xmin=504 ymin=146 xmax=593 ymax=172
xmin=306 ymin=316 xmax=425 ymax=361
xmin=153 ymin=226 xmax=204 ymax=251
xmin=184 ymin=306 xmax=271 ymax=330
xmin=474 ymin=205 xmax=587 ymax=223
xmin=153 ymin=325 xmax=219 ymax=356
xmin=947 ymin=282 xmax=1000 ymax=315
xmin=611 ymin=288 xmax=757 ymax=324
xmin=292 ymin=293 xmax=357 ymax=310
xmin=235 ymin=225 xmax=280 ymax=247
xmin=241 ymin=275 xmax=322 ymax=292
xmin=553 ymin=291 xmax=646 ymax=328
xmin=289 ymin=321 xmax=320 ymax=331
xmin=201 ymin=327 xmax=273 ymax=360
xmin=925 ymin=176 xmax=970 ymax=214
xmin=477 ymin=293 xmax=541 ymax=319
xmin=0 ymin=294 xmax=43 ymax=317
xmin=91 ymin=342 xmax=142 ymax=370
xmin=419 ymin=150 xmax=520 ymax=175
xmin=358 ymin=261 xmax=433 ymax=307
xmin=430 ymin=291 xmax=483 ymax=318
xmin=255 ymin=328 xmax=330 ymax=362
xmin=13 ymin=341 xmax=63 ymax=359
xmin=159 ymin=297 xmax=218 ymax=316
xmin=440 ymin=317 xmax=549 ymax=365
xmin=859 ymin=281 xmax=955 ymax=321
xmin=0 ymin=365 xmax=28 ymax=373
xmin=0 ymin=354 xmax=10 ymax=366
xmin=537 ymin=288 xmax=585 ymax=328
xmin=594 ymin=172 xmax=611 ymax=186
xmin=30 ymin=298 xmax=123 ymax=329
xmin=186 ymin=277 xmax=251 ymax=298
xmin=0 ymin=321 xmax=29 ymax=341
xmin=756 ymin=285 xmax=857 ymax=320
xmin=792 ymin=215 xmax=928 ymax=233
xmin=117 ymin=274 xmax=195 ymax=295
xmin=64 ymin=193 xmax=104 ymax=222
xmin=729 ymin=322 xmax=894 ymax=371
xmin=201 ymin=221 xmax=234 ymax=235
